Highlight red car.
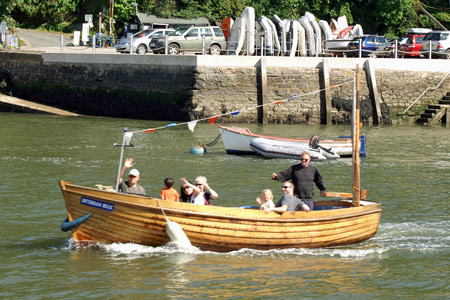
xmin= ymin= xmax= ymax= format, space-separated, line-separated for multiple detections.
xmin=399 ymin=34 xmax=426 ymax=57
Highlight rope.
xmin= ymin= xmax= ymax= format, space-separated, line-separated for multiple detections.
xmin=156 ymin=198 xmax=169 ymax=222
xmin=201 ymin=133 xmax=221 ymax=147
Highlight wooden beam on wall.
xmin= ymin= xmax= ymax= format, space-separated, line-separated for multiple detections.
xmin=364 ymin=60 xmax=382 ymax=125
xmin=320 ymin=59 xmax=332 ymax=124
xmin=257 ymin=57 xmax=268 ymax=124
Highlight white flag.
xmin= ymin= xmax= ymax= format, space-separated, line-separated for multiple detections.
xmin=187 ymin=121 xmax=197 ymax=132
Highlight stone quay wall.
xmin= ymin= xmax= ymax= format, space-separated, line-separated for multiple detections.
xmin=1 ymin=51 xmax=449 ymax=124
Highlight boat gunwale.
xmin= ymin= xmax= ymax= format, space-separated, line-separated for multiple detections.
xmin=219 ymin=125 xmax=353 ymax=144
xmin=61 ymin=181 xmax=381 ymax=224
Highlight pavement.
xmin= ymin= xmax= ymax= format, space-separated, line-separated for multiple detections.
xmin=5 ymin=45 xmax=119 ymax=54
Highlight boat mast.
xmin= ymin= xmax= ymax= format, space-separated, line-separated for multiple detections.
xmin=352 ymin=66 xmax=361 ymax=206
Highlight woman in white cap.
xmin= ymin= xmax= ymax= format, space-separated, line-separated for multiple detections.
xmin=118 ymin=157 xmax=146 ymax=195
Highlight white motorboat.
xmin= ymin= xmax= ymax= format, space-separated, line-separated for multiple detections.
xmin=219 ymin=126 xmax=366 ymax=157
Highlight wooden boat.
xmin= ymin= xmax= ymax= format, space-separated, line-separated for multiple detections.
xmin=59 ymin=181 xmax=380 ymax=252
xmin=218 ymin=125 xmax=365 ymax=157
xmin=249 ymin=137 xmax=339 ymax=160
xmin=59 ymin=67 xmax=379 ymax=252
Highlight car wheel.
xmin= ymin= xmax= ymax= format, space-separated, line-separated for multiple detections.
xmin=446 ymin=49 xmax=450 ymax=59
xmin=209 ymin=44 xmax=221 ymax=55
xmin=168 ymin=43 xmax=180 ymax=55
xmin=136 ymin=44 xmax=147 ymax=55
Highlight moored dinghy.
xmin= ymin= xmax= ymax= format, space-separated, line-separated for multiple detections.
xmin=249 ymin=137 xmax=339 ymax=160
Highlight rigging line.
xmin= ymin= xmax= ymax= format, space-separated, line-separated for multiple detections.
xmin=130 ymin=80 xmax=354 ymax=134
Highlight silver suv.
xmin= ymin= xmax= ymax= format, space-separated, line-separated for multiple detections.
xmin=115 ymin=28 xmax=174 ymax=54
xmin=153 ymin=26 xmax=226 ymax=55
xmin=421 ymin=31 xmax=450 ymax=58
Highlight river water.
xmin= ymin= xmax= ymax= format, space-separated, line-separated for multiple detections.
xmin=0 ymin=112 xmax=448 ymax=299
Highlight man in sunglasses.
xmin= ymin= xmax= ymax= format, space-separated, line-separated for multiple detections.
xmin=264 ymin=181 xmax=310 ymax=213
xmin=118 ymin=157 xmax=146 ymax=195
xmin=271 ymin=151 xmax=326 ymax=210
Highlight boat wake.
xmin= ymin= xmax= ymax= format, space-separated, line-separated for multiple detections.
xmin=61 ymin=221 xmax=448 ymax=259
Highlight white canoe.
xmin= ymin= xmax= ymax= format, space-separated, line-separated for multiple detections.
xmin=250 ymin=137 xmax=340 ymax=160
xmin=219 ymin=126 xmax=366 ymax=157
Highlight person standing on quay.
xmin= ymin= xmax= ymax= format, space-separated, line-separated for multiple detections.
xmin=271 ymin=151 xmax=326 ymax=210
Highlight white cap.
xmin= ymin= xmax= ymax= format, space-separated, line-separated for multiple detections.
xmin=128 ymin=169 xmax=140 ymax=176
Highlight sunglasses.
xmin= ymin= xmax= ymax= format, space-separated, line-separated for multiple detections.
xmin=195 ymin=183 xmax=203 ymax=186
xmin=300 ymin=158 xmax=309 ymax=161
xmin=282 ymin=186 xmax=291 ymax=189
xmin=182 ymin=186 xmax=191 ymax=190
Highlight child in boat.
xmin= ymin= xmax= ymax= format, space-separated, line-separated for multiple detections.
xmin=256 ymin=189 xmax=275 ymax=210
xmin=160 ymin=177 xmax=179 ymax=201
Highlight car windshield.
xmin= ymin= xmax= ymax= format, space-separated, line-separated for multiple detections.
xmin=169 ymin=27 xmax=190 ymax=36
xmin=398 ymin=36 xmax=408 ymax=44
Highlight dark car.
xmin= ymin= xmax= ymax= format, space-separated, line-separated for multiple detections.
xmin=346 ymin=35 xmax=389 ymax=57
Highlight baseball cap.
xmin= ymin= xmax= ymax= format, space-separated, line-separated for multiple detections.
xmin=128 ymin=169 xmax=140 ymax=176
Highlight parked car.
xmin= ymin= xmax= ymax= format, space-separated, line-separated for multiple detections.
xmin=421 ymin=30 xmax=450 ymax=59
xmin=153 ymin=26 xmax=226 ymax=55
xmin=398 ymin=35 xmax=426 ymax=57
xmin=346 ymin=35 xmax=389 ymax=57
xmin=115 ymin=28 xmax=175 ymax=54
xmin=375 ymin=38 xmax=397 ymax=57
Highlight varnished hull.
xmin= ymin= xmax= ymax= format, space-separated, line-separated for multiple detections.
xmin=60 ymin=181 xmax=381 ymax=252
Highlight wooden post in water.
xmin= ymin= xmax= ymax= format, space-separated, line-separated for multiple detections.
xmin=352 ymin=66 xmax=361 ymax=207
xmin=321 ymin=59 xmax=332 ymax=125
xmin=257 ymin=57 xmax=268 ymax=124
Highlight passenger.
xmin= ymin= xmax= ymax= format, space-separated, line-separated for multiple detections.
xmin=179 ymin=180 xmax=194 ymax=203
xmin=256 ymin=189 xmax=275 ymax=210
xmin=272 ymin=151 xmax=326 ymax=211
xmin=118 ymin=157 xmax=146 ymax=195
xmin=264 ymin=182 xmax=310 ymax=214
xmin=180 ymin=176 xmax=218 ymax=205
xmin=160 ymin=177 xmax=179 ymax=201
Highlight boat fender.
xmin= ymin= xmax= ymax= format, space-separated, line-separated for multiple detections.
xmin=165 ymin=220 xmax=192 ymax=248
xmin=309 ymin=135 xmax=320 ymax=149
xmin=60 ymin=213 xmax=92 ymax=232
xmin=190 ymin=145 xmax=206 ymax=154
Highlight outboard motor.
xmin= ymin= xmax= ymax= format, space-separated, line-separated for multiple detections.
xmin=309 ymin=135 xmax=320 ymax=149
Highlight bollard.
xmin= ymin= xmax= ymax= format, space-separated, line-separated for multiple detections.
xmin=202 ymin=35 xmax=205 ymax=55
xmin=92 ymin=35 xmax=96 ymax=54
xmin=130 ymin=35 xmax=133 ymax=54
xmin=60 ymin=35 xmax=64 ymax=53
xmin=428 ymin=40 xmax=432 ymax=59
xmin=260 ymin=36 xmax=264 ymax=56
xmin=358 ymin=41 xmax=362 ymax=58
xmin=165 ymin=37 xmax=168 ymax=55
xmin=394 ymin=39 xmax=398 ymax=58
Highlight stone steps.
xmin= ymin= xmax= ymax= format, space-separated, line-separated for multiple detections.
xmin=416 ymin=91 xmax=449 ymax=126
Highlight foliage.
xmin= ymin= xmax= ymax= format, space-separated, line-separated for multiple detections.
xmin=2 ymin=0 xmax=449 ymax=37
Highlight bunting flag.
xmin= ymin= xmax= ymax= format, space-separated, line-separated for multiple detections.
xmin=130 ymin=80 xmax=353 ymax=135
xmin=209 ymin=116 xmax=218 ymax=125
xmin=187 ymin=121 xmax=197 ymax=132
